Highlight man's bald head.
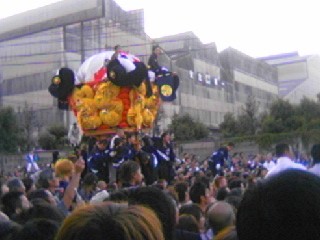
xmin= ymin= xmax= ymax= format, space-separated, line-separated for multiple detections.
xmin=207 ymin=201 xmax=235 ymax=234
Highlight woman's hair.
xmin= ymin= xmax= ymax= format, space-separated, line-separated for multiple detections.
xmin=55 ymin=203 xmax=164 ymax=240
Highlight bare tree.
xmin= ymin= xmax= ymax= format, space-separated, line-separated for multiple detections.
xmin=20 ymin=102 xmax=37 ymax=151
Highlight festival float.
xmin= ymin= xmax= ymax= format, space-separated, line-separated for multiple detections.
xmin=48 ymin=50 xmax=179 ymax=137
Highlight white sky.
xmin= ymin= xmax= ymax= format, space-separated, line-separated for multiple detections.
xmin=0 ymin=0 xmax=320 ymax=58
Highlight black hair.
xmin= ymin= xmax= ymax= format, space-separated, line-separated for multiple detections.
xmin=176 ymin=214 xmax=199 ymax=234
xmin=179 ymin=203 xmax=202 ymax=222
xmin=82 ymin=172 xmax=98 ymax=187
xmin=107 ymin=189 xmax=131 ymax=203
xmin=174 ymin=181 xmax=189 ymax=203
xmin=141 ymin=135 xmax=154 ymax=147
xmin=114 ymin=137 xmax=124 ymax=148
xmin=7 ymin=178 xmax=24 ymax=192
xmin=311 ymin=144 xmax=320 ymax=164
xmin=22 ymin=177 xmax=34 ymax=193
xmin=36 ymin=168 xmax=55 ymax=189
xmin=28 ymin=189 xmax=51 ymax=204
xmin=189 ymin=181 xmax=206 ymax=204
xmin=125 ymin=132 xmax=135 ymax=139
xmin=228 ymin=187 xmax=243 ymax=197
xmin=1 ymin=191 xmax=25 ymax=218
xmin=225 ymin=195 xmax=242 ymax=212
xmin=228 ymin=177 xmax=243 ymax=190
xmin=216 ymin=187 xmax=229 ymax=201
xmin=0 ymin=220 xmax=21 ymax=240
xmin=237 ymin=169 xmax=320 ymax=240
xmin=152 ymin=45 xmax=160 ymax=52
xmin=275 ymin=143 xmax=290 ymax=157
xmin=118 ymin=160 xmax=140 ymax=184
xmin=128 ymin=186 xmax=176 ymax=240
xmin=14 ymin=219 xmax=60 ymax=240
xmin=15 ymin=200 xmax=65 ymax=225
xmin=161 ymin=132 xmax=169 ymax=140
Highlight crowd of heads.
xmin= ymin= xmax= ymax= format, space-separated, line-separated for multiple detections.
xmin=2 ymin=141 xmax=320 ymax=240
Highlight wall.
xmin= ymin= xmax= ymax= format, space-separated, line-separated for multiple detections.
xmin=0 ymin=151 xmax=54 ymax=175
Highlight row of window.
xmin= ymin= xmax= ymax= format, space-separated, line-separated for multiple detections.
xmin=181 ymin=107 xmax=225 ymax=125
xmin=2 ymin=72 xmax=52 ymax=96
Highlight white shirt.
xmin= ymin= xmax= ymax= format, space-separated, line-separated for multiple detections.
xmin=263 ymin=160 xmax=276 ymax=171
xmin=309 ymin=163 xmax=320 ymax=177
xmin=266 ymin=156 xmax=306 ymax=178
xmin=109 ymin=134 xmax=120 ymax=149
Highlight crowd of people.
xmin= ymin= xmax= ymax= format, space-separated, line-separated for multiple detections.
xmin=1 ymin=129 xmax=320 ymax=240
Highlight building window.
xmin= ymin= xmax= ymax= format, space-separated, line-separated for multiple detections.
xmin=65 ymin=23 xmax=82 ymax=54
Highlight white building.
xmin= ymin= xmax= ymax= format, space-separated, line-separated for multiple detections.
xmin=260 ymin=52 xmax=320 ymax=104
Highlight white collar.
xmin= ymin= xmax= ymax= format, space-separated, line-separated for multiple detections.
xmin=277 ymin=156 xmax=292 ymax=164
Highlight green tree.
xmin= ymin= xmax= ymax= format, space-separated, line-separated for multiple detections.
xmin=38 ymin=132 xmax=57 ymax=150
xmin=20 ymin=102 xmax=37 ymax=151
xmin=317 ymin=92 xmax=320 ymax=102
xmin=219 ymin=112 xmax=237 ymax=137
xmin=236 ymin=114 xmax=255 ymax=135
xmin=261 ymin=115 xmax=285 ymax=133
xmin=0 ymin=107 xmax=21 ymax=153
xmin=48 ymin=124 xmax=67 ymax=145
xmin=169 ymin=114 xmax=208 ymax=141
xmin=269 ymin=98 xmax=295 ymax=120
xmin=241 ymin=95 xmax=260 ymax=134
xmin=261 ymin=98 xmax=299 ymax=133
xmin=193 ymin=122 xmax=209 ymax=140
xmin=220 ymin=96 xmax=320 ymax=150
xmin=297 ymin=97 xmax=320 ymax=120
xmin=220 ymin=96 xmax=260 ymax=137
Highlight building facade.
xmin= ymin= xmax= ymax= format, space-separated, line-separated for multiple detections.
xmin=155 ymin=34 xmax=278 ymax=128
xmin=0 ymin=0 xmax=151 ymax=134
xmin=0 ymin=0 xmax=278 ymax=137
xmin=219 ymin=48 xmax=278 ymax=115
xmin=260 ymin=52 xmax=320 ymax=104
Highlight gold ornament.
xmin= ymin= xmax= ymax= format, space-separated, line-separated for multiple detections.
xmin=53 ymin=77 xmax=61 ymax=85
xmin=161 ymin=84 xmax=173 ymax=97
xmin=110 ymin=71 xmax=116 ymax=79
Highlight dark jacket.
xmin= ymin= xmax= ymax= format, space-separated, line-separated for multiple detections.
xmin=148 ymin=53 xmax=160 ymax=72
